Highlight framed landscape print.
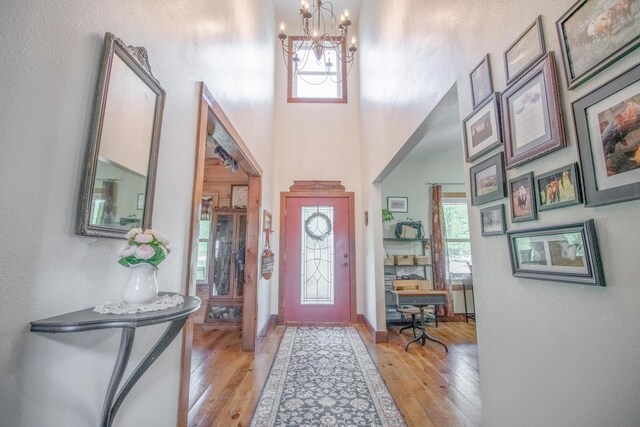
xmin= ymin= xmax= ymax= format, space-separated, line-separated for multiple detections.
xmin=470 ymin=54 xmax=494 ymax=108
xmin=504 ymin=15 xmax=546 ymax=85
xmin=463 ymin=93 xmax=503 ymax=162
xmin=507 ymin=220 xmax=605 ymax=286
xmin=502 ymin=52 xmax=566 ymax=169
xmin=557 ymin=0 xmax=640 ymax=89
xmin=535 ymin=163 xmax=583 ymax=211
xmin=573 ymin=63 xmax=640 ymax=206
xmin=508 ymin=172 xmax=537 ymax=222
xmin=263 ymin=209 xmax=272 ymax=232
xmin=470 ymin=152 xmax=507 ymax=205
xmin=480 ymin=204 xmax=506 ymax=236
xmin=387 ymin=196 xmax=408 ymax=213
xmin=231 ymin=185 xmax=248 ymax=209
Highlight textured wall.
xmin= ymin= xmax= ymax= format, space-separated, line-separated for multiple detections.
xmin=0 ymin=1 xmax=275 ymax=425
xmin=359 ymin=0 xmax=640 ymax=425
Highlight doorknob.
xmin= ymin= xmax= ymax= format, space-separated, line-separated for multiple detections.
xmin=342 ymin=262 xmax=348 ymax=267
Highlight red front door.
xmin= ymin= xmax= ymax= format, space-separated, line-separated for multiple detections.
xmin=282 ymin=197 xmax=351 ymax=322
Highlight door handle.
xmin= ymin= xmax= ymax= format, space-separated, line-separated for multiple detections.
xmin=342 ymin=262 xmax=348 ymax=267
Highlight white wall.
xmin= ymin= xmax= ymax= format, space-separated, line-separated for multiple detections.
xmin=359 ymin=0 xmax=640 ymax=425
xmin=270 ymin=22 xmax=364 ymax=315
xmin=0 ymin=1 xmax=275 ymax=426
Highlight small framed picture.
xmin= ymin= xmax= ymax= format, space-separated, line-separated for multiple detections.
xmin=557 ymin=0 xmax=640 ymax=89
xmin=463 ymin=92 xmax=503 ymax=163
xmin=470 ymin=152 xmax=507 ymax=206
xmin=536 ymin=163 xmax=583 ymax=211
xmin=470 ymin=54 xmax=494 ymax=108
xmin=480 ymin=204 xmax=506 ymax=236
xmin=507 ymin=220 xmax=605 ymax=286
xmin=502 ymin=52 xmax=566 ymax=169
xmin=504 ymin=15 xmax=546 ymax=85
xmin=136 ymin=193 xmax=145 ymax=210
xmin=508 ymin=172 xmax=537 ymax=223
xmin=573 ymin=63 xmax=640 ymax=207
xmin=231 ymin=185 xmax=248 ymax=209
xmin=387 ymin=196 xmax=408 ymax=213
xmin=263 ymin=209 xmax=272 ymax=232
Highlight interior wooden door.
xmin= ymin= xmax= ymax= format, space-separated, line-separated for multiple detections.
xmin=282 ymin=196 xmax=351 ymax=322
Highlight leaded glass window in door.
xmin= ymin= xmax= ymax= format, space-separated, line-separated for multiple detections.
xmin=300 ymin=206 xmax=334 ymax=305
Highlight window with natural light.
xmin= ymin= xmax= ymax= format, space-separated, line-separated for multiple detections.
xmin=442 ymin=197 xmax=472 ymax=279
xmin=287 ymin=38 xmax=347 ymax=103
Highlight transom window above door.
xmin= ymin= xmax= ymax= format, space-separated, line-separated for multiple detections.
xmin=286 ymin=37 xmax=348 ymax=103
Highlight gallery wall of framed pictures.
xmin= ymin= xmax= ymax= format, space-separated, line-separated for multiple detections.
xmin=460 ymin=1 xmax=640 ymax=286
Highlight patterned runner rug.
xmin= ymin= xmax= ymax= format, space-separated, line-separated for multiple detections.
xmin=250 ymin=327 xmax=406 ymax=427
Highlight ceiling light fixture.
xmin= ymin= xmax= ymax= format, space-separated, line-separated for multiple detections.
xmin=277 ymin=0 xmax=357 ymax=83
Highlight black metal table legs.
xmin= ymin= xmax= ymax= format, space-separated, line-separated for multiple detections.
xmin=404 ymin=307 xmax=448 ymax=353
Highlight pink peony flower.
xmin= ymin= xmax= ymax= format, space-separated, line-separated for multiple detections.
xmin=134 ymin=233 xmax=154 ymax=244
xmin=125 ymin=228 xmax=143 ymax=239
xmin=119 ymin=245 xmax=136 ymax=258
xmin=135 ymin=244 xmax=155 ymax=260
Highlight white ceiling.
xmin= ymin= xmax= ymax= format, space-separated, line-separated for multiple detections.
xmin=408 ymin=96 xmax=462 ymax=161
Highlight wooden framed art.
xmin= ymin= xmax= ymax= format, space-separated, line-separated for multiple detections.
xmin=387 ymin=196 xmax=408 ymax=213
xmin=470 ymin=54 xmax=494 ymax=108
xmin=508 ymin=172 xmax=537 ymax=223
xmin=507 ymin=219 xmax=605 ymax=286
xmin=502 ymin=52 xmax=566 ymax=169
xmin=470 ymin=152 xmax=507 ymax=205
xmin=557 ymin=0 xmax=640 ymax=89
xmin=535 ymin=163 xmax=583 ymax=211
xmin=263 ymin=209 xmax=272 ymax=232
xmin=231 ymin=185 xmax=248 ymax=209
xmin=573 ymin=63 xmax=640 ymax=207
xmin=480 ymin=204 xmax=506 ymax=236
xmin=463 ymin=92 xmax=503 ymax=163
xmin=504 ymin=15 xmax=546 ymax=85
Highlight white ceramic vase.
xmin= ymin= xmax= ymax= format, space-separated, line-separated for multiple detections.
xmin=123 ymin=263 xmax=158 ymax=304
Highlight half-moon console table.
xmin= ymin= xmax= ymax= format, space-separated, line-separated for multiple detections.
xmin=30 ymin=292 xmax=201 ymax=427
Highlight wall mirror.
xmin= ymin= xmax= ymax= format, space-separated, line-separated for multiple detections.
xmin=76 ymin=32 xmax=165 ymax=238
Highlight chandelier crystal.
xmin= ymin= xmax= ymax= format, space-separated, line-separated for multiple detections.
xmin=278 ymin=0 xmax=357 ymax=84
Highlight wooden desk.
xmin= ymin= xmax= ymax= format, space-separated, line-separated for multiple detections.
xmin=30 ymin=292 xmax=201 ymax=427
xmin=391 ymin=290 xmax=448 ymax=353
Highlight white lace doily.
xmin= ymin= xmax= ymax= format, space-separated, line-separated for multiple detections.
xmin=94 ymin=294 xmax=184 ymax=315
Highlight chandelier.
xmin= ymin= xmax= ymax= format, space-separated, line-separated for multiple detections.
xmin=277 ymin=0 xmax=357 ymax=83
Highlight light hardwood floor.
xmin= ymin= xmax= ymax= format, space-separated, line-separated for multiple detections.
xmin=187 ymin=321 xmax=480 ymax=427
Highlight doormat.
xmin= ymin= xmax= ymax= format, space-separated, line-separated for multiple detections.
xmin=250 ymin=327 xmax=406 ymax=426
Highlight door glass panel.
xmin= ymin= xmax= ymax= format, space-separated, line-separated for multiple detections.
xmin=236 ymin=214 xmax=247 ymax=297
xmin=212 ymin=214 xmax=233 ymax=296
xmin=196 ymin=219 xmax=211 ymax=282
xmin=300 ymin=206 xmax=334 ymax=305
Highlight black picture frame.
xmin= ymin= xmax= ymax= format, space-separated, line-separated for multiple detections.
xmin=470 ymin=54 xmax=494 ymax=108
xmin=507 ymin=219 xmax=605 ymax=286
xmin=502 ymin=52 xmax=566 ymax=169
xmin=508 ymin=172 xmax=537 ymax=223
xmin=387 ymin=196 xmax=408 ymax=213
xmin=463 ymin=92 xmax=503 ymax=163
xmin=535 ymin=163 xmax=583 ymax=211
xmin=557 ymin=0 xmax=640 ymax=89
xmin=470 ymin=152 xmax=507 ymax=206
xmin=573 ymin=63 xmax=640 ymax=207
xmin=504 ymin=15 xmax=546 ymax=85
xmin=480 ymin=204 xmax=506 ymax=236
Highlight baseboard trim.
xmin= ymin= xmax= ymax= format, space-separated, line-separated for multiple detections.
xmin=258 ymin=314 xmax=278 ymax=338
xmin=357 ymin=314 xmax=388 ymax=343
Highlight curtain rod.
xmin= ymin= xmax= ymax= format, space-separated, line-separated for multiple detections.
xmin=425 ymin=182 xmax=465 ymax=186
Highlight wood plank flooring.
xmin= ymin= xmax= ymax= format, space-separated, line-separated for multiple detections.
xmin=187 ymin=321 xmax=480 ymax=426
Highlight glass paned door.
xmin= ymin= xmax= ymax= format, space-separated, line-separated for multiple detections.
xmin=211 ymin=214 xmax=233 ymax=296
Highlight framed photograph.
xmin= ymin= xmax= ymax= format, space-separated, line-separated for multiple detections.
xmin=463 ymin=92 xmax=503 ymax=162
xmin=231 ymin=185 xmax=248 ymax=209
xmin=480 ymin=204 xmax=506 ymax=236
xmin=136 ymin=193 xmax=145 ymax=210
xmin=557 ymin=0 xmax=640 ymax=89
xmin=470 ymin=152 xmax=507 ymax=206
xmin=535 ymin=163 xmax=583 ymax=211
xmin=573 ymin=63 xmax=640 ymax=206
xmin=507 ymin=219 xmax=605 ymax=286
xmin=263 ymin=209 xmax=272 ymax=232
xmin=470 ymin=54 xmax=494 ymax=108
xmin=504 ymin=16 xmax=546 ymax=85
xmin=387 ymin=197 xmax=408 ymax=213
xmin=502 ymin=52 xmax=566 ymax=169
xmin=508 ymin=172 xmax=537 ymax=222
